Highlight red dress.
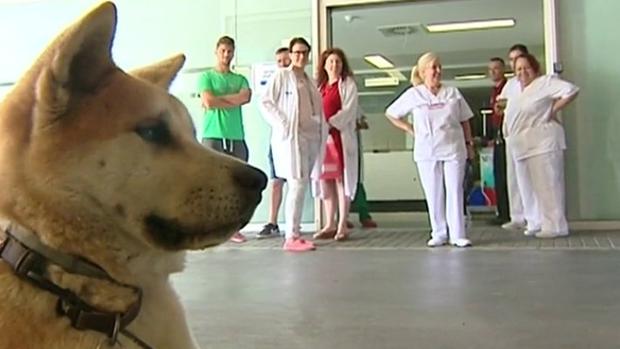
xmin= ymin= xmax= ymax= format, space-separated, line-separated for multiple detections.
xmin=320 ymin=81 xmax=345 ymax=180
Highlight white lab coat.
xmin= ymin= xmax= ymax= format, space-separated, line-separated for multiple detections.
xmin=260 ymin=67 xmax=327 ymax=182
xmin=356 ymin=108 xmax=366 ymax=183
xmin=316 ymin=77 xmax=359 ymax=199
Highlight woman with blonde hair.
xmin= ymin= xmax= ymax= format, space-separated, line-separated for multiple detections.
xmin=385 ymin=52 xmax=475 ymax=247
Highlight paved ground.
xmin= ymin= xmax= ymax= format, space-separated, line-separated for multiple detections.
xmin=172 ymin=213 xmax=620 ymax=349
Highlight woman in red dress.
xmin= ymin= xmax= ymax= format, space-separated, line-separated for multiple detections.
xmin=313 ymin=48 xmax=359 ymax=241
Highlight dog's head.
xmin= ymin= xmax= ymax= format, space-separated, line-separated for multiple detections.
xmin=0 ymin=3 xmax=266 ymax=259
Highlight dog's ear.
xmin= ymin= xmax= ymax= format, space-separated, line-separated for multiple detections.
xmin=35 ymin=2 xmax=117 ymax=117
xmin=130 ymin=54 xmax=186 ymax=89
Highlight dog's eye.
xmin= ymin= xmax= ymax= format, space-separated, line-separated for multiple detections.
xmin=135 ymin=121 xmax=171 ymax=145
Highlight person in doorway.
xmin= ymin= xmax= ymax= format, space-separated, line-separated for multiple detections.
xmin=385 ymin=52 xmax=475 ymax=248
xmin=257 ymin=47 xmax=291 ymax=239
xmin=348 ymin=112 xmax=378 ymax=229
xmin=197 ymin=35 xmax=252 ymax=243
xmin=498 ymin=44 xmax=540 ymax=234
xmin=312 ymin=48 xmax=359 ymax=242
xmin=260 ymin=37 xmax=327 ymax=252
xmin=498 ymin=53 xmax=579 ymax=238
xmin=274 ymin=47 xmax=291 ymax=68
xmin=487 ymin=57 xmax=510 ymax=224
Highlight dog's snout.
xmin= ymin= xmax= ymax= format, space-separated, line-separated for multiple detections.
xmin=233 ymin=165 xmax=267 ymax=191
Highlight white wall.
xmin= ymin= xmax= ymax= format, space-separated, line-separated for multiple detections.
xmin=363 ymin=152 xmax=425 ymax=201
xmin=558 ymin=0 xmax=620 ymax=220
xmin=0 ymin=0 xmax=314 ymax=226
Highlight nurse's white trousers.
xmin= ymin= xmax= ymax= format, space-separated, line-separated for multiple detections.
xmin=417 ymin=159 xmax=467 ymax=241
xmin=506 ymin=143 xmax=540 ymax=230
xmin=515 ymin=151 xmax=568 ymax=234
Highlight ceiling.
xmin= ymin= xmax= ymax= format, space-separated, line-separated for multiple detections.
xmin=331 ymin=0 xmax=544 ymax=71
xmin=329 ymin=0 xmax=545 ymax=113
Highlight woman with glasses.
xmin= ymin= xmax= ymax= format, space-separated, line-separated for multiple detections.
xmin=260 ymin=37 xmax=327 ymax=252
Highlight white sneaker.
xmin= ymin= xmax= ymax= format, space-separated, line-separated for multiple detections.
xmin=451 ymin=238 xmax=472 ymax=248
xmin=523 ymin=228 xmax=541 ymax=237
xmin=427 ymin=237 xmax=448 ymax=247
xmin=535 ymin=231 xmax=569 ymax=239
xmin=502 ymin=221 xmax=527 ymax=231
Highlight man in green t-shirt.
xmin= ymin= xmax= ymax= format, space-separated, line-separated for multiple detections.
xmin=197 ymin=35 xmax=252 ymax=243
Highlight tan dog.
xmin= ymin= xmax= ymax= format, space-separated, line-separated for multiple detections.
xmin=0 ymin=2 xmax=265 ymax=348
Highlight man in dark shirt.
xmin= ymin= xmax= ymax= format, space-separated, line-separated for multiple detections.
xmin=488 ymin=57 xmax=509 ymax=224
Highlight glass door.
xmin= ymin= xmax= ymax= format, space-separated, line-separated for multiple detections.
xmin=315 ymin=0 xmax=557 ymax=219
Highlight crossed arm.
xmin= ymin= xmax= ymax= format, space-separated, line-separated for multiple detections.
xmin=201 ymin=88 xmax=252 ymax=109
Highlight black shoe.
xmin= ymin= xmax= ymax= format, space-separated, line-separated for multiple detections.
xmin=487 ymin=217 xmax=509 ymax=226
xmin=257 ymin=223 xmax=280 ymax=239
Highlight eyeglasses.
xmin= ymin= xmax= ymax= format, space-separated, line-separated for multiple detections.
xmin=291 ymin=50 xmax=309 ymax=56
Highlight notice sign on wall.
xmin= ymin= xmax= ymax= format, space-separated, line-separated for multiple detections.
xmin=251 ymin=62 xmax=278 ymax=97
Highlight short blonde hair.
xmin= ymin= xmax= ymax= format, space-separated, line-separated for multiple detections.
xmin=410 ymin=52 xmax=440 ymax=86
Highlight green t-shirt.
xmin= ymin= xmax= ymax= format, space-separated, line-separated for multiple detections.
xmin=197 ymin=69 xmax=250 ymax=140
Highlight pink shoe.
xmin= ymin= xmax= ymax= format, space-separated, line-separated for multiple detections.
xmin=283 ymin=238 xmax=316 ymax=252
xmin=229 ymin=232 xmax=247 ymax=243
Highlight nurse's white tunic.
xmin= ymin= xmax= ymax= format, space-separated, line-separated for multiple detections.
xmin=500 ymin=75 xmax=579 ymax=161
xmin=386 ymin=85 xmax=473 ymax=241
xmin=500 ymin=75 xmax=579 ymax=235
xmin=387 ymin=85 xmax=472 ymax=162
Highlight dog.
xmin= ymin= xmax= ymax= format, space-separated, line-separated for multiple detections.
xmin=0 ymin=2 xmax=266 ymax=348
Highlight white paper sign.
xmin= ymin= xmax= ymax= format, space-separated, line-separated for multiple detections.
xmin=251 ymin=62 xmax=278 ymax=97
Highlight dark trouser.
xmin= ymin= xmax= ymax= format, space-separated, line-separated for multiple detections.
xmin=493 ymin=140 xmax=510 ymax=221
xmin=202 ymin=138 xmax=249 ymax=162
xmin=351 ymin=182 xmax=372 ymax=221
xmin=351 ymin=135 xmax=372 ymax=222
xmin=464 ymin=159 xmax=474 ymax=215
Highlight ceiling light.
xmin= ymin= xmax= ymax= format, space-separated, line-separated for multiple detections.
xmin=364 ymin=55 xmax=394 ymax=69
xmin=454 ymin=73 xmax=487 ymax=81
xmin=364 ymin=77 xmax=399 ymax=88
xmin=504 ymin=72 xmax=515 ymax=78
xmin=385 ymin=69 xmax=408 ymax=81
xmin=0 ymin=0 xmax=45 ymax=3
xmin=425 ymin=18 xmax=516 ymax=33
xmin=358 ymin=91 xmax=395 ymax=96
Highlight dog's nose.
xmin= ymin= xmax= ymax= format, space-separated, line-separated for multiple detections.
xmin=233 ymin=164 xmax=268 ymax=191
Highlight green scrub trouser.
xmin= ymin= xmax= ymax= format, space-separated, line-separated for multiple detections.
xmin=352 ymin=182 xmax=372 ymax=221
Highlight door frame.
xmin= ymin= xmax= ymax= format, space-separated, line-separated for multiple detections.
xmin=314 ymin=0 xmax=559 ymax=72
xmin=311 ymin=0 xmax=560 ymax=229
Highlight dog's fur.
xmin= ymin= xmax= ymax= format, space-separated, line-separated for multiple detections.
xmin=0 ymin=3 xmax=265 ymax=348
